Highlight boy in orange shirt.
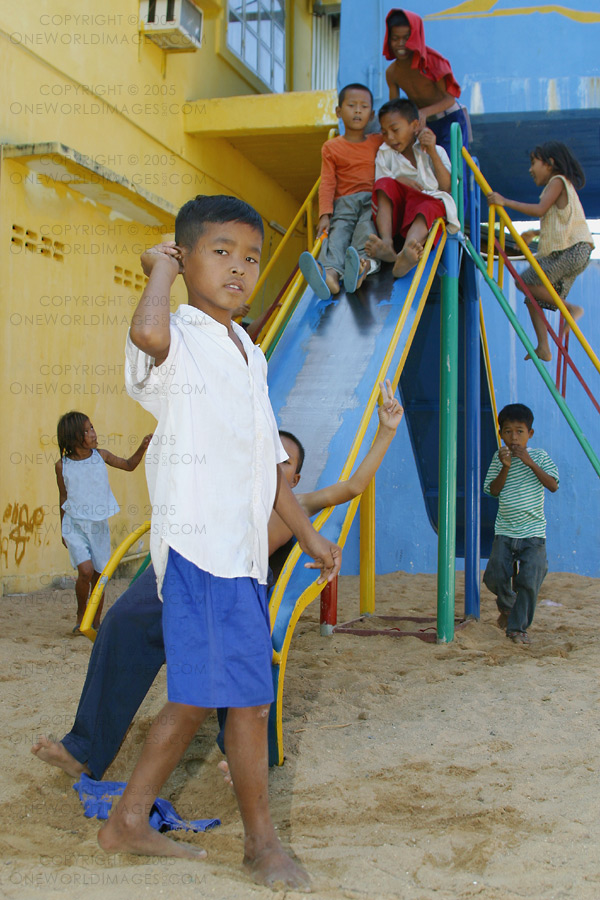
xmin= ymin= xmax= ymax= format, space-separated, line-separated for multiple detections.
xmin=299 ymin=83 xmax=383 ymax=299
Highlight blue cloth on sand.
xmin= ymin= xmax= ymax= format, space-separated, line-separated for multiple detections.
xmin=73 ymin=773 xmax=220 ymax=833
xmin=162 ymin=548 xmax=274 ymax=709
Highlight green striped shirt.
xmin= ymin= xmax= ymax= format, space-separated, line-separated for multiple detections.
xmin=483 ymin=448 xmax=559 ymax=538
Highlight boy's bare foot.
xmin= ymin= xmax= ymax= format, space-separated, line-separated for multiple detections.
xmin=562 ymin=303 xmax=584 ymax=339
xmin=31 ymin=736 xmax=90 ymax=779
xmin=566 ymin=303 xmax=584 ymax=322
xmin=217 ymin=759 xmax=234 ymax=789
xmin=392 ymin=239 xmax=424 ymax=278
xmin=364 ymin=234 xmax=396 ymax=263
xmin=355 ymin=257 xmax=371 ymax=291
xmin=324 ymin=268 xmax=341 ymax=295
xmin=524 ymin=345 xmax=552 ymax=362
xmin=98 ymin=814 xmax=207 ymax=860
xmin=244 ymin=840 xmax=311 ymax=892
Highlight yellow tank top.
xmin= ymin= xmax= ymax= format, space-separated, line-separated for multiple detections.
xmin=537 ymin=175 xmax=593 ymax=256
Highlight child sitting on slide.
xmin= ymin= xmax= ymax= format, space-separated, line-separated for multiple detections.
xmin=365 ymin=98 xmax=459 ymax=279
xmin=299 ymin=83 xmax=384 ymax=299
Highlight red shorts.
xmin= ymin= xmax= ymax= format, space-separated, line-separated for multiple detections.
xmin=372 ymin=177 xmax=446 ymax=240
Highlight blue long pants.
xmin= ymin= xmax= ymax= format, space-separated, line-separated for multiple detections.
xmin=62 ymin=566 xmax=226 ymax=780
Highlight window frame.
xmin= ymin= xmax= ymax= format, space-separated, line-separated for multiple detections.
xmin=218 ymin=0 xmax=288 ymax=94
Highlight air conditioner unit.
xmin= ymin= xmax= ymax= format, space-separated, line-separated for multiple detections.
xmin=139 ymin=0 xmax=203 ymax=51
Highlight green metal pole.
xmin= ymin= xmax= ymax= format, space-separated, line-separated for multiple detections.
xmin=438 ymin=246 xmax=459 ymax=643
xmin=464 ymin=236 xmax=600 ymax=479
xmin=437 ymin=123 xmax=462 ymax=643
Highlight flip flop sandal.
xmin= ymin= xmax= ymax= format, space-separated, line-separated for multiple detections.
xmin=508 ymin=631 xmax=531 ymax=645
xmin=299 ymin=251 xmax=331 ymax=300
xmin=343 ymin=246 xmax=361 ymax=294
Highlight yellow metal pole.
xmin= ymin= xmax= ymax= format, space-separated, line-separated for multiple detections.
xmin=247 ymin=178 xmax=320 ymax=308
xmin=479 ymin=301 xmax=500 ymax=448
xmin=80 ymin=521 xmax=150 ymax=641
xmin=498 ymin=221 xmax=505 ymax=290
xmin=359 ymin=477 xmax=376 ymax=615
xmin=487 ymin=206 xmax=495 ymax=278
xmin=306 ymin=198 xmax=314 ymax=251
xmin=259 ymin=235 xmax=324 ymax=355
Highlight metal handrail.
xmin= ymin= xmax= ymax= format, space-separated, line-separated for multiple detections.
xmin=463 ymin=147 xmax=600 ymax=379
xmin=248 ymin=126 xmax=338 ymax=319
xmin=260 ymin=235 xmax=325 ymax=358
xmin=247 ymin=177 xmax=321 ymax=313
xmin=479 ymin=300 xmax=500 ymax=448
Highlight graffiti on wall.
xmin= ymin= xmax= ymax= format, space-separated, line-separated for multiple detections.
xmin=1 ymin=502 xmax=46 ymax=568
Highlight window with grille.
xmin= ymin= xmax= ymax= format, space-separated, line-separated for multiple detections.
xmin=227 ymin=1 xmax=285 ymax=93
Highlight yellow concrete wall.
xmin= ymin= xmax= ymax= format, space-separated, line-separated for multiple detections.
xmin=0 ymin=1 xmax=319 ymax=593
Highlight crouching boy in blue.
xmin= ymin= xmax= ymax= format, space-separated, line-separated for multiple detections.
xmin=483 ymin=403 xmax=558 ymax=645
xmin=99 ymin=195 xmax=341 ymax=890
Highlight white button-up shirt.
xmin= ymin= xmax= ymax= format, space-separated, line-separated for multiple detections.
xmin=125 ymin=305 xmax=286 ymax=592
xmin=375 ymin=138 xmax=460 ymax=233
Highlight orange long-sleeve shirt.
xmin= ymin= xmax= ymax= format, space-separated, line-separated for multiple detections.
xmin=318 ymin=134 xmax=384 ymax=218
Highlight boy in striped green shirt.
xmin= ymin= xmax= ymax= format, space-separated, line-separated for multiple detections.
xmin=483 ymin=403 xmax=559 ymax=645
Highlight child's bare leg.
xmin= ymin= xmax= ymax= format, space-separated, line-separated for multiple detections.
xmin=90 ymin=571 xmax=103 ymax=628
xmin=365 ymin=193 xmax=396 ymax=263
xmin=225 ymin=706 xmax=310 ymax=891
xmin=98 ymin=701 xmax=209 ymax=860
xmin=31 ymin=736 xmax=90 ymax=778
xmin=522 ymin=284 xmax=584 ymax=361
xmin=324 ymin=268 xmax=341 ymax=295
xmin=564 ymin=300 xmax=584 ymax=325
xmin=75 ymin=561 xmax=94 ymax=626
xmin=392 ymin=215 xmax=428 ymax=278
xmin=524 ymin=297 xmax=552 ymax=361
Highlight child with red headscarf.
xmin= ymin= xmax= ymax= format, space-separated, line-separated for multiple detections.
xmin=383 ymin=8 xmax=470 ymax=157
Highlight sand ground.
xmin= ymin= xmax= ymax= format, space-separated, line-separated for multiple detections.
xmin=1 ymin=570 xmax=599 ymax=900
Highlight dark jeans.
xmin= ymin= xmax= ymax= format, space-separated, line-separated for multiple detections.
xmin=483 ymin=535 xmax=548 ymax=634
xmin=62 ymin=566 xmax=226 ymax=780
xmin=429 ymin=107 xmax=470 ymax=217
xmin=429 ymin=107 xmax=470 ymax=156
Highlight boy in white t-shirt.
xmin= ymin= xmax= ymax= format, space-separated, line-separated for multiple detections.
xmin=99 ymin=195 xmax=341 ymax=890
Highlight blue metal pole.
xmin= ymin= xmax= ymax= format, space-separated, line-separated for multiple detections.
xmin=464 ymin=158 xmax=481 ymax=618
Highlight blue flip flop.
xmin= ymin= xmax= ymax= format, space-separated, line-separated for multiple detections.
xmin=299 ymin=251 xmax=331 ymax=300
xmin=343 ymin=246 xmax=361 ymax=294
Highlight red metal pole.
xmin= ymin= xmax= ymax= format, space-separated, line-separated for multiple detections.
xmin=320 ymin=576 xmax=338 ymax=636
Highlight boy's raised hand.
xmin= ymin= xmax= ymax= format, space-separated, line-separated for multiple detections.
xmin=377 ymin=379 xmax=404 ymax=431
xmin=317 ymin=214 xmax=331 ymax=238
xmin=418 ymin=127 xmax=437 ymax=156
xmin=510 ymin=445 xmax=533 ymax=467
xmin=141 ymin=241 xmax=183 ymax=278
xmin=498 ymin=446 xmax=512 ymax=468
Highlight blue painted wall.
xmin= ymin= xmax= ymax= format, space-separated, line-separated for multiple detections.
xmin=339 ymin=0 xmax=600 ymax=115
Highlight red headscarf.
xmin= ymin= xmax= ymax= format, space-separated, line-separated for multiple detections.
xmin=383 ymin=8 xmax=461 ymax=98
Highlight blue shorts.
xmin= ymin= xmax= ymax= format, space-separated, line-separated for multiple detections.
xmin=62 ymin=515 xmax=111 ymax=572
xmin=161 ymin=548 xmax=274 ymax=709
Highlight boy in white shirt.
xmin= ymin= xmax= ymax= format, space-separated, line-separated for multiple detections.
xmin=365 ymin=98 xmax=459 ymax=279
xmin=100 ymin=194 xmax=341 ymax=891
